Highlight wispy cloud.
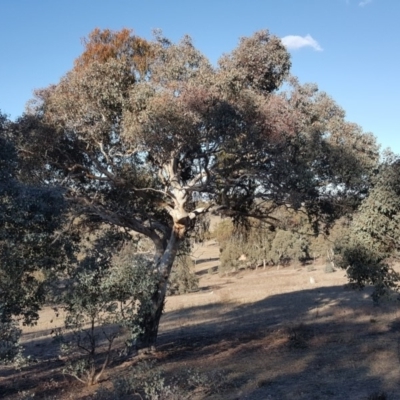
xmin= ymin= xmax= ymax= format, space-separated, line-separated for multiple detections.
xmin=281 ymin=34 xmax=323 ymax=51
xmin=359 ymin=0 xmax=372 ymax=6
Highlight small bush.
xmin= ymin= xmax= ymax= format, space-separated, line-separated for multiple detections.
xmin=270 ymin=229 xmax=309 ymax=266
xmin=55 ymin=249 xmax=159 ymax=386
xmin=95 ymin=363 xmax=230 ymax=399
xmin=96 ymin=360 xmax=186 ymax=400
xmin=168 ymin=255 xmax=199 ymax=295
xmin=0 ymin=320 xmax=22 ymax=364
xmin=186 ymin=368 xmax=230 ymax=395
xmin=324 ymin=263 xmax=336 ymax=273
xmin=0 ymin=318 xmax=31 ymax=368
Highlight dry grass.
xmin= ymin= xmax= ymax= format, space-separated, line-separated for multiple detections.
xmin=2 ymin=240 xmax=400 ymax=399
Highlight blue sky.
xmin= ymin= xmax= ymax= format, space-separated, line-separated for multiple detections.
xmin=1 ymin=0 xmax=399 ymax=153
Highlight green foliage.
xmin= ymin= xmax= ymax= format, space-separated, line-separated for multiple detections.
xmin=54 ymin=234 xmax=159 ymax=385
xmin=0 ymin=320 xmax=22 ymax=364
xmin=336 ymin=241 xmax=398 ymax=302
xmin=351 ymin=156 xmax=400 ymax=257
xmin=270 ymin=229 xmax=309 ymax=266
xmin=96 ymin=360 xmax=185 ymax=399
xmin=211 ymin=219 xmax=234 ymax=244
xmin=218 ymin=30 xmax=291 ymax=93
xmin=216 ymin=219 xmax=275 ymax=273
xmin=0 ymin=112 xmax=74 ymax=363
xmin=215 ymin=207 xmax=353 ymax=273
xmin=95 ymin=361 xmax=229 ymax=399
xmin=216 ymin=214 xmax=312 ymax=272
xmin=168 ymin=254 xmax=199 ymax=295
xmin=336 ymin=155 xmax=400 ymax=300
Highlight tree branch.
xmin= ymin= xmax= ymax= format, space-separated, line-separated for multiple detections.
xmin=67 ymin=193 xmax=166 ymax=247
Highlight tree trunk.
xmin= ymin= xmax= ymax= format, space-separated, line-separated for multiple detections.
xmin=136 ymin=231 xmax=180 ymax=352
xmin=136 ymin=283 xmax=166 ymax=352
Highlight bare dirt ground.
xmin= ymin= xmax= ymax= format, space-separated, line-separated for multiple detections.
xmin=2 ymin=240 xmax=400 ymax=399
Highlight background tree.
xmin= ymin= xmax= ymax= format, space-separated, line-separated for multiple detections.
xmin=0 ymin=111 xmax=74 ymax=362
xmin=335 ymin=152 xmax=400 ymax=301
xmin=17 ymin=29 xmax=379 ymax=351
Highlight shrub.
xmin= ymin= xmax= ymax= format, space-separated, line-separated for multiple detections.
xmin=95 ymin=362 xmax=229 ymax=399
xmin=55 ymin=238 xmax=159 ymax=386
xmin=168 ymin=255 xmax=199 ymax=295
xmin=324 ymin=263 xmax=336 ymax=273
xmin=96 ymin=360 xmax=186 ymax=399
xmin=0 ymin=319 xmax=22 ymax=364
xmin=270 ymin=229 xmax=309 ymax=266
xmin=0 ymin=316 xmax=33 ymax=369
xmin=211 ymin=219 xmax=234 ymax=244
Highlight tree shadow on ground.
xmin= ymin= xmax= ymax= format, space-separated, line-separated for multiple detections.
xmin=0 ymin=324 xmax=124 ymax=398
xmin=158 ymin=283 xmax=400 ymax=399
xmin=2 ymin=283 xmax=400 ymax=399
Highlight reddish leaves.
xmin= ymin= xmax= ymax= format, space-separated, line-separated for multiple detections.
xmin=74 ymin=28 xmax=153 ymax=78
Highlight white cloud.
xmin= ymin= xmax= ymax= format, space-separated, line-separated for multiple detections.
xmin=281 ymin=34 xmax=323 ymax=51
xmin=359 ymin=0 xmax=372 ymax=6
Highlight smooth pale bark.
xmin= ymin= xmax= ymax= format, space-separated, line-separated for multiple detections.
xmin=136 ymin=230 xmax=180 ymax=351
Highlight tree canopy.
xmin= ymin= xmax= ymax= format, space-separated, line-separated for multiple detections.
xmin=0 ymin=112 xmax=72 ymax=326
xmin=15 ymin=28 xmax=380 ymax=349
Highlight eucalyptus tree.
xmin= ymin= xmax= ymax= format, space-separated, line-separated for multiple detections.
xmin=18 ymin=29 xmax=379 ymax=350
